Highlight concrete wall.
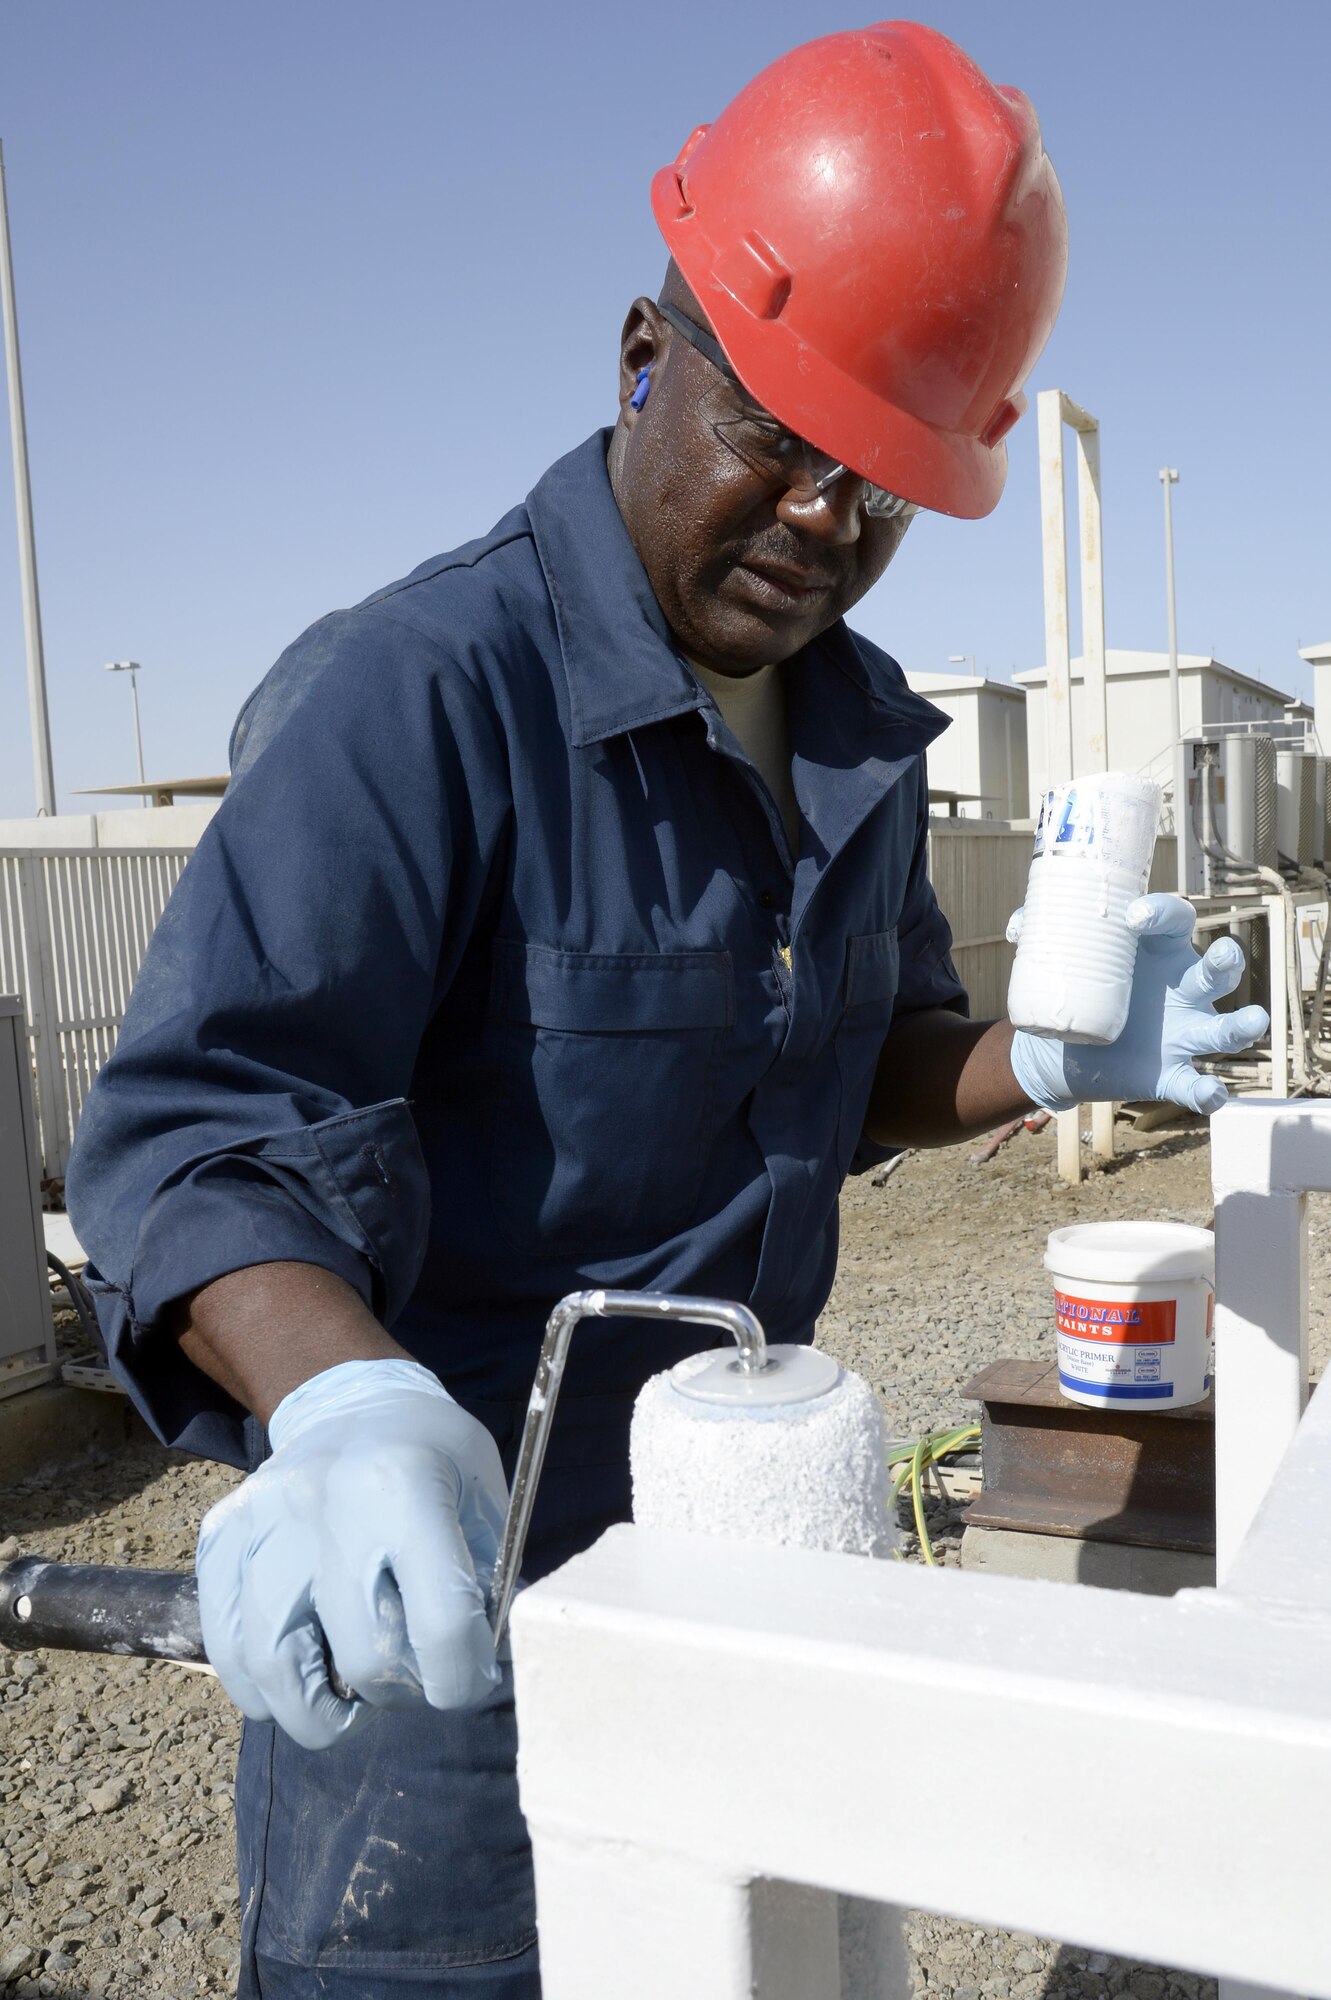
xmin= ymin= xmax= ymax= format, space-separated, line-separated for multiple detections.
xmin=0 ymin=801 xmax=219 ymax=850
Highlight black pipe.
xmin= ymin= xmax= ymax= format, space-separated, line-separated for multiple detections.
xmin=0 ymin=1557 xmax=354 ymax=1698
xmin=0 ymin=1557 xmax=205 ymax=1662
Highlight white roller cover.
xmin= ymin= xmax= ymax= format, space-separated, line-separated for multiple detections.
xmin=631 ymin=1352 xmax=903 ymax=1997
xmin=630 ymin=1358 xmax=894 ymax=1559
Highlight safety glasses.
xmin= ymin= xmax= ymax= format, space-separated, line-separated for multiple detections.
xmin=658 ymin=302 xmax=920 ymax=524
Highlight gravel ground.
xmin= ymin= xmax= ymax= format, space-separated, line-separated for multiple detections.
xmin=0 ymin=1444 xmax=241 ymax=2000
xmin=2 ymin=1113 xmax=1324 ymax=1999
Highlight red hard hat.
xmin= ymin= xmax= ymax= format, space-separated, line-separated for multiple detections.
xmin=651 ymin=21 xmax=1068 ymax=519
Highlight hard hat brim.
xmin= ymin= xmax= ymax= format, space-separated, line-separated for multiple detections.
xmin=653 ymin=170 xmax=1013 ymax=522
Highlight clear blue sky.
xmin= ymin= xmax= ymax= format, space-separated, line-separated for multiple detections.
xmin=1 ymin=0 xmax=1327 ymax=815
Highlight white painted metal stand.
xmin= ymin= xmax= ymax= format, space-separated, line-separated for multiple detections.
xmin=1159 ymin=468 xmax=1186 ymax=900
xmin=513 ymin=1100 xmax=1331 ymax=1998
xmin=531 ymin=1844 xmax=843 ymax=2000
xmin=1190 ymin=896 xmax=1295 ymax=1098
xmin=1212 ymin=1100 xmax=1318 ymax=1580
xmin=1090 ymin=1097 xmax=1116 ymax=1160
xmin=1038 ymin=390 xmax=1108 ymax=785
xmin=1038 ymin=389 xmax=1114 ymax=1184
xmin=1212 ymin=1099 xmax=1326 ymax=2000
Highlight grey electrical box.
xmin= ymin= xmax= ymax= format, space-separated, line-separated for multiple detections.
xmin=0 ymin=994 xmax=56 ymax=1399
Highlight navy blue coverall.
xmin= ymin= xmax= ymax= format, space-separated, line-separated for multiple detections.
xmin=66 ymin=430 xmax=965 ymax=1995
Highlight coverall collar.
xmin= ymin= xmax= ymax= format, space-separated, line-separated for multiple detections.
xmin=526 ymin=430 xmax=704 ymax=750
xmin=525 ymin=431 xmax=950 ymax=758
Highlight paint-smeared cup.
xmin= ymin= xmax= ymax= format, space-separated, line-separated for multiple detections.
xmin=1007 ymin=771 xmax=1162 ymax=1046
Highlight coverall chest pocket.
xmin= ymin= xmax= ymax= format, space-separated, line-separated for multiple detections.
xmin=834 ymin=928 xmax=900 ymax=1177
xmin=488 ymin=942 xmax=733 ymax=1261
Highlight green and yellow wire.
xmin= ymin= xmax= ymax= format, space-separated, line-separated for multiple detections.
xmin=888 ymin=1423 xmax=980 ymax=1567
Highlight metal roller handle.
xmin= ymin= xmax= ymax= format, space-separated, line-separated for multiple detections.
xmin=487 ymin=1289 xmax=767 ymax=1649
xmin=0 ymin=1557 xmax=205 ymax=1663
xmin=1 ymin=1289 xmax=765 ymax=1687
xmin=0 ymin=1557 xmax=355 ymax=1699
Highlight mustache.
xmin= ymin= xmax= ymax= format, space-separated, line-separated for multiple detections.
xmin=725 ymin=505 xmax=915 ymax=585
xmin=725 ymin=537 xmax=846 ymax=586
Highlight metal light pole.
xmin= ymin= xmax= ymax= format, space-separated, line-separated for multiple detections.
xmin=1159 ymin=467 xmax=1184 ymax=892
xmin=0 ymin=140 xmax=56 ymax=815
xmin=947 ymin=653 xmax=977 ymax=673
xmin=104 ymin=661 xmax=146 ymax=804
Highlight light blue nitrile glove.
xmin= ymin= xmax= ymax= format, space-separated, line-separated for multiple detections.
xmin=196 ymin=1359 xmax=507 ymax=1751
xmin=1008 ymin=892 xmax=1270 ymax=1117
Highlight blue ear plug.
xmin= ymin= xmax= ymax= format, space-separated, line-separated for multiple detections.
xmin=629 ymin=365 xmax=653 ymax=411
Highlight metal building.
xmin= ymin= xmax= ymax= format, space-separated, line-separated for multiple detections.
xmin=903 ymin=670 xmax=1029 ymax=821
xmin=1016 ymin=650 xmax=1293 ymax=815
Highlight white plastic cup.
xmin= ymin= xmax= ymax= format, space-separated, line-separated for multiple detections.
xmin=1045 ymin=1220 xmax=1214 ymax=1412
xmin=1007 ymin=771 xmax=1162 ymax=1045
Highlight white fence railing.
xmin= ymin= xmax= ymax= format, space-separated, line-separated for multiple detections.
xmin=0 ymin=848 xmax=190 ymax=1177
xmin=512 ymin=1097 xmax=1331 ymax=2000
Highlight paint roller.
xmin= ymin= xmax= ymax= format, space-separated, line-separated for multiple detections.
xmin=2 ymin=1288 xmax=891 ymax=1664
xmin=1 ymin=1288 xmax=902 ymax=1995
xmin=2 ymin=1286 xmax=896 ymax=1672
xmin=626 ymin=1304 xmax=904 ymax=2000
xmin=490 ymin=1287 xmax=895 ymax=1639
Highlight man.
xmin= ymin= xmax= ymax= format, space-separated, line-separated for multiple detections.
xmin=67 ymin=21 xmax=1265 ymax=1999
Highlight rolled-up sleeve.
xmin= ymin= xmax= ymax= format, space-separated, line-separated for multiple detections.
xmin=65 ymin=606 xmax=510 ymax=1461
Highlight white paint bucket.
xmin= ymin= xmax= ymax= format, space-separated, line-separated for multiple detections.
xmin=1007 ymin=771 xmax=1162 ymax=1045
xmin=1045 ymin=1220 xmax=1214 ymax=1411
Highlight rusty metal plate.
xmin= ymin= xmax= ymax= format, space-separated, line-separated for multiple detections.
xmin=961 ymin=1359 xmax=1217 ymax=1555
